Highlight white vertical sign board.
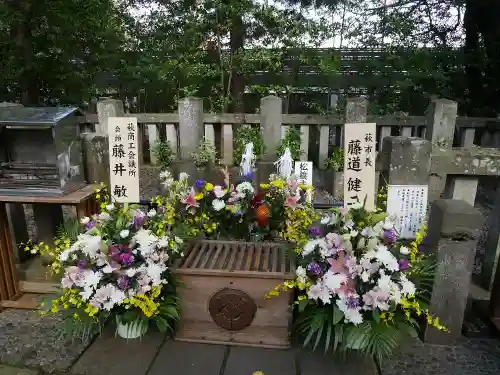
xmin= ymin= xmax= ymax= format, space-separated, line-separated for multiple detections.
xmin=294 ymin=161 xmax=313 ymax=201
xmin=108 ymin=117 xmax=140 ymax=203
xmin=343 ymin=123 xmax=376 ymax=210
xmin=386 ymin=185 xmax=428 ymax=239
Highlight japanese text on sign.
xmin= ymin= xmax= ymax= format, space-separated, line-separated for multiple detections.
xmin=108 ymin=117 xmax=140 ymax=203
xmin=343 ymin=123 xmax=376 ymax=210
xmin=386 ymin=185 xmax=428 ymax=239
xmin=294 ymin=161 xmax=313 ymax=201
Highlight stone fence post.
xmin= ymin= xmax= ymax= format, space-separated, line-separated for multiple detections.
xmin=423 ymin=199 xmax=482 ymax=345
xmin=425 ymin=98 xmax=459 ymax=202
xmin=81 ymin=133 xmax=110 ymax=186
xmin=260 ymin=96 xmax=282 ymax=162
xmin=96 ymin=98 xmax=125 ymax=134
xmin=178 ymin=97 xmax=204 ymax=160
xmin=378 ymin=136 xmax=431 ymax=187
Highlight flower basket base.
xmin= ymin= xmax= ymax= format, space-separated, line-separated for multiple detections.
xmin=172 ymin=240 xmax=294 ymax=349
xmin=115 ymin=316 xmax=148 ymax=339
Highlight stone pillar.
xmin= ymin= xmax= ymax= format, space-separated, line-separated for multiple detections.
xmin=378 ymin=136 xmax=431 ymax=186
xmin=342 ymin=97 xmax=369 ymax=149
xmin=260 ymin=96 xmax=282 ymax=161
xmin=178 ymin=97 xmax=204 ymax=160
xmin=423 ymin=199 xmax=482 ymax=345
xmin=96 ymin=98 xmax=125 ymax=134
xmin=479 ymin=188 xmax=500 ymax=291
xmin=425 ymin=98 xmax=458 ymax=149
xmin=489 ymin=252 xmax=500 ymax=322
xmin=426 ymin=98 xmax=458 ymax=202
xmin=81 ymin=133 xmax=110 ymax=186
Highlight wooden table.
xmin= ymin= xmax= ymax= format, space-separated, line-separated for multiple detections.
xmin=0 ymin=184 xmax=100 ymax=310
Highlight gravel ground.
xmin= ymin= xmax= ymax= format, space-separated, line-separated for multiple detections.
xmin=0 ymin=309 xmax=95 ymax=374
xmin=379 ymin=336 xmax=500 ymax=375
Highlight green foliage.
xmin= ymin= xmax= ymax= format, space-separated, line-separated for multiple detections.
xmin=294 ymin=303 xmax=419 ymax=363
xmin=233 ymin=126 xmax=265 ymax=165
xmin=56 ymin=217 xmax=82 ymax=242
xmin=190 ymin=137 xmax=217 ymax=167
xmin=277 ymin=126 xmax=302 ymax=160
xmin=153 ymin=140 xmax=176 ymax=170
xmin=324 ymin=148 xmax=344 ymax=171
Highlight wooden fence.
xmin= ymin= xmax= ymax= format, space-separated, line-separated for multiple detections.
xmin=77 ymin=96 xmax=500 ymax=168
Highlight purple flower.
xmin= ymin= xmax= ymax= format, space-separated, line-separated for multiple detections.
xmin=382 ymin=230 xmax=397 ymax=245
xmin=108 ymin=244 xmax=122 ymax=258
xmin=77 ymin=259 xmax=89 ymax=269
xmin=398 ymin=259 xmax=410 ymax=271
xmin=85 ymin=221 xmax=96 ymax=231
xmin=346 ymin=295 xmax=360 ymax=309
xmin=133 ymin=212 xmax=147 ymax=229
xmin=307 ymin=261 xmax=323 ymax=276
xmin=119 ymin=252 xmax=134 ymax=266
xmin=117 ymin=276 xmax=130 ymax=290
xmin=309 ymin=226 xmax=323 ymax=237
xmin=195 ymin=179 xmax=205 ymax=189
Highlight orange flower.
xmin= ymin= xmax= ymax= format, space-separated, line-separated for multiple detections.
xmin=255 ymin=204 xmax=270 ymax=226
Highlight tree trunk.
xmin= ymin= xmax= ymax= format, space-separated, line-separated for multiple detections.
xmin=230 ymin=15 xmax=245 ymax=113
xmin=464 ymin=0 xmax=484 ymax=116
xmin=8 ymin=0 xmax=38 ymax=105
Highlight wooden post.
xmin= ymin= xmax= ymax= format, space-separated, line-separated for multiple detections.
xmin=0 ymin=202 xmax=20 ymax=310
xmin=260 ymin=96 xmax=282 ymax=161
xmin=0 ymin=102 xmax=30 ymax=266
xmin=178 ymin=97 xmax=204 ymax=160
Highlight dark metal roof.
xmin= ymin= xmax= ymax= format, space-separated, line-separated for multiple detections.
xmin=0 ymin=106 xmax=83 ymax=126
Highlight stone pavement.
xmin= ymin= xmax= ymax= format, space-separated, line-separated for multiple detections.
xmin=2 ymin=308 xmax=500 ymax=375
xmin=0 ymin=309 xmax=376 ymax=375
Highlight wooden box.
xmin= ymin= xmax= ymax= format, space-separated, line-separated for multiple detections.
xmin=173 ymin=240 xmax=294 ymax=349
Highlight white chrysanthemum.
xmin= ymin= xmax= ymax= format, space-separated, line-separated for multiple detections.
xmin=212 ymin=199 xmax=226 ymax=211
xmin=179 ymin=172 xmax=189 ymax=181
xmin=399 ymin=274 xmax=416 ymax=296
xmin=307 ymin=282 xmax=331 ymax=304
xmin=133 ymin=229 xmax=159 ymax=257
xmin=399 ymin=246 xmax=410 ymax=255
xmin=98 ymin=212 xmax=111 ymax=221
xmin=146 ymin=263 xmax=166 ymax=286
xmin=235 ymin=181 xmax=254 ymax=195
xmin=120 ymin=229 xmax=130 ymax=238
xmin=375 ymin=245 xmax=399 ymax=272
xmin=296 ymin=266 xmax=306 ymax=278
xmin=147 ymin=209 xmax=157 ymax=217
xmin=158 ymin=236 xmax=170 ymax=249
xmin=303 ymin=238 xmax=328 ymax=257
xmin=106 ymin=204 xmax=115 ymax=211
xmin=323 ymin=271 xmax=347 ymax=292
xmin=80 ymin=216 xmax=90 ymax=225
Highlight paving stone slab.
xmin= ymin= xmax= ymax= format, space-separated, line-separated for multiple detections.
xmin=148 ymin=340 xmax=227 ymax=375
xmin=379 ymin=337 xmax=500 ymax=375
xmin=0 ymin=365 xmax=38 ymax=375
xmin=0 ymin=309 xmax=94 ymax=374
xmin=70 ymin=326 xmax=165 ymax=375
xmin=298 ymin=349 xmax=378 ymax=375
xmin=224 ymin=346 xmax=297 ymax=375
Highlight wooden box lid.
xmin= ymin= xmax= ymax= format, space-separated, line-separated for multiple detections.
xmin=172 ymin=240 xmax=295 ymax=279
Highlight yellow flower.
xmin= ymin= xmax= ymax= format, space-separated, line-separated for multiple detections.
xmin=253 ymin=372 xmax=264 ymax=375
xmin=205 ymin=183 xmax=214 ymax=191
xmin=259 ymin=183 xmax=270 ymax=190
xmin=194 ymin=192 xmax=204 ymax=200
